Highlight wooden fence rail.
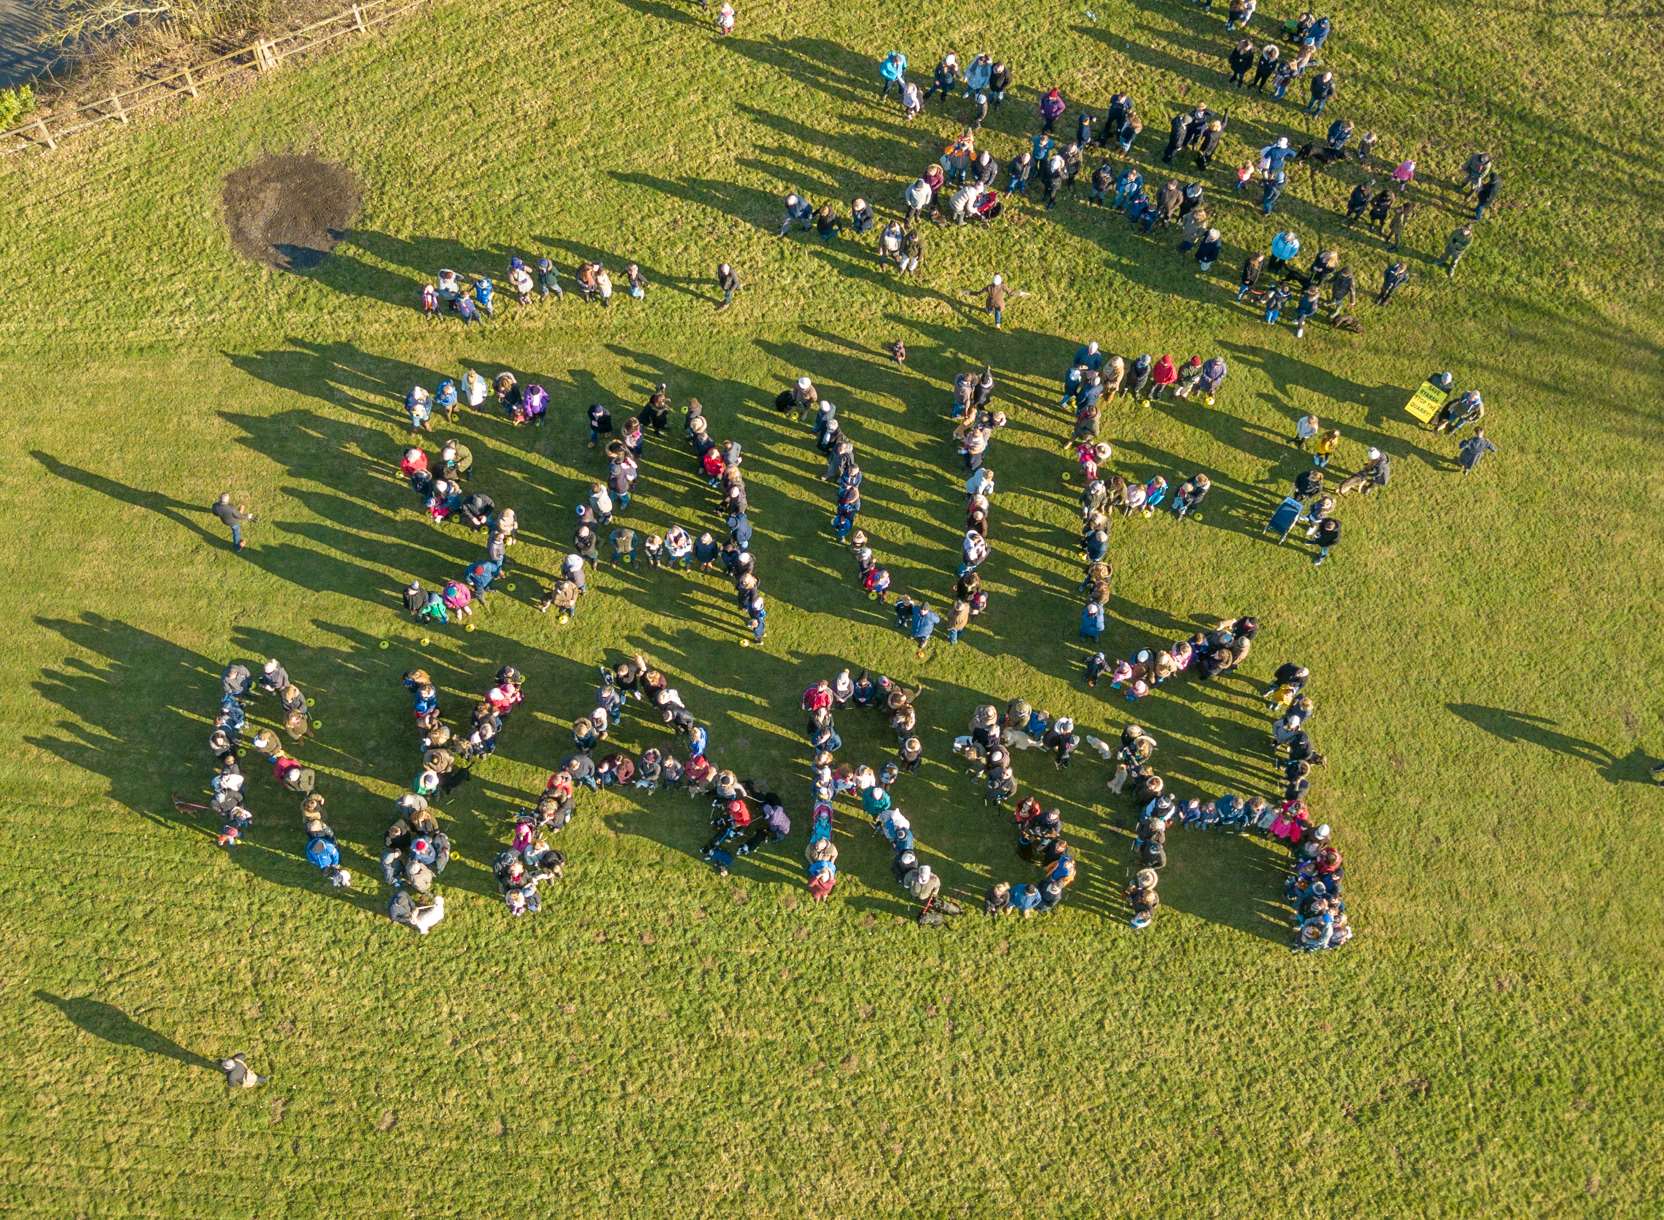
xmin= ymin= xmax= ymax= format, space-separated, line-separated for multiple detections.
xmin=0 ymin=0 xmax=432 ymax=158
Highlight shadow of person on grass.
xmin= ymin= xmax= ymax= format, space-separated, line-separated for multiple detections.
xmin=30 ymin=452 xmax=225 ymax=549
xmin=1447 ymin=703 xmax=1654 ymax=784
xmin=34 ymin=992 xmax=219 ymax=1072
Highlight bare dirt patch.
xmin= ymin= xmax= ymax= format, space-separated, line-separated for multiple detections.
xmin=221 ymin=153 xmax=361 ymax=270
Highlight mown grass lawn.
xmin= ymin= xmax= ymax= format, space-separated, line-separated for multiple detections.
xmin=0 ymin=0 xmax=1659 ymax=1212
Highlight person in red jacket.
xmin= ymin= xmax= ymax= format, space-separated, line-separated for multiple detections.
xmin=1148 ymin=353 xmax=1179 ymax=400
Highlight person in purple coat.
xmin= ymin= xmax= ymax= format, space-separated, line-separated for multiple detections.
xmin=1039 ymin=87 xmax=1066 ymax=132
xmin=737 ymin=783 xmax=791 ymax=855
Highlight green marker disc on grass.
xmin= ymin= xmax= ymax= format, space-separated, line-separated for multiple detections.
xmin=466 ymin=623 xmax=476 ymax=632
xmin=379 ymin=640 xmax=390 ymax=650
xmin=420 ymin=637 xmax=431 ymax=647
xmin=506 ymin=583 xmax=516 ymax=592
xmin=312 ymin=719 xmax=323 ymax=729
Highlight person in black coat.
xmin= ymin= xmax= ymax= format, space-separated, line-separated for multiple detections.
xmin=1161 ymin=111 xmax=1188 ymax=164
xmin=1344 ymin=179 xmax=1372 ymax=224
xmin=1252 ymin=45 xmax=1280 ymax=90
xmin=1227 ymin=39 xmax=1255 ymax=85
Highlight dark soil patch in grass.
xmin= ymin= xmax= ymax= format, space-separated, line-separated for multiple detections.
xmin=222 ymin=153 xmax=361 ymax=270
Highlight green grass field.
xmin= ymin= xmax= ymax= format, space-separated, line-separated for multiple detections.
xmin=1 ymin=0 xmax=1661 ymax=1212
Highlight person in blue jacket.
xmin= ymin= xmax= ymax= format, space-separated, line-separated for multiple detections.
xmin=1072 ymin=339 xmax=1104 ymax=372
xmin=1080 ymin=601 xmax=1105 ymax=642
xmin=1010 ymin=883 xmax=1043 ymax=916
xmin=911 ymin=603 xmax=942 ymax=650
xmin=879 ymin=50 xmax=908 ymax=97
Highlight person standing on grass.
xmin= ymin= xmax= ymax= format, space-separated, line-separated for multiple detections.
xmin=879 ymin=50 xmax=908 ymax=99
xmin=1306 ymin=70 xmax=1335 ymax=115
xmin=924 ymin=51 xmax=960 ymax=103
xmin=1344 ymin=178 xmax=1371 ymax=225
xmin=1441 ymin=224 xmax=1474 ymax=277
xmin=213 ymin=493 xmax=254 ymax=551
xmin=1457 ymin=429 xmax=1498 ymax=474
xmin=1252 ymin=43 xmax=1280 ymax=90
xmin=977 ymin=274 xmax=1009 ymax=328
xmin=1387 ymin=200 xmax=1416 ymax=251
xmin=1474 ymin=172 xmax=1501 ymax=220
xmin=1376 ymin=260 xmax=1408 ymax=306
xmin=536 ymin=257 xmax=562 ymax=300
xmin=715 ymin=262 xmax=740 ymax=310
xmin=1293 ymin=284 xmax=1322 ymax=337
xmin=1040 ymin=87 xmax=1066 ymax=133
xmin=1461 ymin=151 xmax=1493 ymax=196
xmin=1312 ymin=516 xmax=1340 ymax=566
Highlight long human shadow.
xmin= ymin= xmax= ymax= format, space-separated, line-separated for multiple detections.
xmin=28 ymin=613 xmax=389 ymax=910
xmin=1447 ymin=703 xmax=1653 ymax=785
xmin=30 ymin=451 xmax=226 ymax=549
xmin=34 ymin=992 xmax=220 ymax=1072
xmin=610 ymin=169 xmax=781 ymax=233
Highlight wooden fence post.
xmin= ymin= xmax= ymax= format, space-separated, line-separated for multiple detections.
xmin=352 ymin=4 xmax=366 ymax=30
xmin=253 ymin=40 xmax=275 ymax=72
xmin=110 ymin=92 xmax=128 ymax=123
xmin=183 ymin=66 xmax=199 ymax=97
xmin=35 ymin=115 xmax=55 ymax=150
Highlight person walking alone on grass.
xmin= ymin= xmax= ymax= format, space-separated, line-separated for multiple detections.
xmin=976 ymin=274 xmax=1010 ymax=328
xmin=1457 ymin=429 xmax=1498 ymax=475
xmin=1376 ymin=260 xmax=1408 ymax=306
xmin=716 ymin=263 xmax=740 ymax=310
xmin=1441 ymin=224 xmax=1474 ymax=277
xmin=213 ymin=493 xmax=254 ymax=552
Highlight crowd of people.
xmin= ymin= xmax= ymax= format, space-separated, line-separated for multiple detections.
xmin=182 ymin=2 xmax=1537 ymax=945
xmin=200 ymin=659 xmax=351 ymax=889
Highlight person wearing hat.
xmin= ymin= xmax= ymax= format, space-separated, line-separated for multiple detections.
xmin=220 ymin=1052 xmax=266 ymax=1089
xmin=976 ymin=274 xmax=1009 ymax=328
xmin=1044 ymin=718 xmax=1079 ymax=768
xmin=789 ymin=375 xmax=819 ymax=422
xmin=1079 ymin=601 xmax=1105 ymax=643
xmin=849 ymin=196 xmax=875 ymax=236
xmin=534 ymin=257 xmax=561 ymax=300
xmin=1125 ymin=869 xmax=1160 ymax=928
